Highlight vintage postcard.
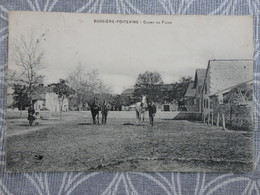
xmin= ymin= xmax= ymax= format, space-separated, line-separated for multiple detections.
xmin=6 ymin=11 xmax=254 ymax=172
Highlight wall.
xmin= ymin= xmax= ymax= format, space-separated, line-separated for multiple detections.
xmin=173 ymin=112 xmax=202 ymax=121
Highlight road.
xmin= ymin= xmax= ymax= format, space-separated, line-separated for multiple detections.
xmin=6 ymin=111 xmax=253 ymax=172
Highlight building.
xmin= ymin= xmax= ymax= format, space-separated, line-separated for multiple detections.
xmin=121 ymin=88 xmax=135 ymax=98
xmin=193 ymin=69 xmax=207 ymax=112
xmin=156 ymin=102 xmax=178 ymax=111
xmin=184 ymin=82 xmax=196 ymax=111
xmin=202 ymin=59 xmax=253 ymax=117
xmin=32 ymin=85 xmax=69 ymax=112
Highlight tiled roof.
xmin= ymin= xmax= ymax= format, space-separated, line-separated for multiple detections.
xmin=207 ymin=60 xmax=253 ymax=96
xmin=121 ymin=88 xmax=135 ymax=95
xmin=31 ymin=93 xmax=45 ymax=101
xmin=184 ymin=82 xmax=196 ymax=98
xmin=35 ymin=86 xmax=55 ymax=93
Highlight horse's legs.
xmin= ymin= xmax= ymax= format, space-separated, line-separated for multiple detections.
xmin=135 ymin=110 xmax=140 ymax=125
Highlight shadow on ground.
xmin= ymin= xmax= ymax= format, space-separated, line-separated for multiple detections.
xmin=123 ymin=123 xmax=146 ymax=126
xmin=78 ymin=123 xmax=92 ymax=125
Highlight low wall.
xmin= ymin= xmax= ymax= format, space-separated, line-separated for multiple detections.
xmin=6 ymin=110 xmax=61 ymax=119
xmin=173 ymin=112 xmax=202 ymax=121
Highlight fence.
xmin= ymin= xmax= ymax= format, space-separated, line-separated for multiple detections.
xmin=203 ymin=103 xmax=253 ymax=131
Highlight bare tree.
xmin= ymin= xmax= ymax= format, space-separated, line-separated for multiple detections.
xmin=10 ymin=31 xmax=45 ymax=103
xmin=67 ymin=64 xmax=85 ymax=110
xmin=67 ymin=65 xmax=111 ymax=110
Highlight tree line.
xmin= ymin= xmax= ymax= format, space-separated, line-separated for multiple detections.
xmin=9 ymin=32 xmax=193 ymax=114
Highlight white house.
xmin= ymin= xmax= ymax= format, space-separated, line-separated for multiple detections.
xmin=32 ymin=86 xmax=69 ymax=112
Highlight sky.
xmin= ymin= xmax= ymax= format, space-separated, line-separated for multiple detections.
xmin=8 ymin=12 xmax=254 ymax=94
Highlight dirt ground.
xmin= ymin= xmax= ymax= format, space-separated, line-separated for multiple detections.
xmin=5 ymin=111 xmax=253 ymax=173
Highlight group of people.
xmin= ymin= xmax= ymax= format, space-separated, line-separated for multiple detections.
xmin=27 ymin=97 xmax=157 ymax=126
xmin=90 ymin=98 xmax=111 ymax=125
xmin=91 ymin=97 xmax=157 ymax=126
xmin=27 ymin=104 xmax=40 ymax=126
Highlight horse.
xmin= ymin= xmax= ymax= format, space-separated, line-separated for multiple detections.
xmin=88 ymin=97 xmax=100 ymax=124
xmin=135 ymin=95 xmax=148 ymax=125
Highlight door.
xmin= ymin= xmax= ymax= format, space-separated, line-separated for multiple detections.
xmin=164 ymin=105 xmax=170 ymax=111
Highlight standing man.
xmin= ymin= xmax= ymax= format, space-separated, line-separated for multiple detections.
xmin=28 ymin=104 xmax=35 ymax=126
xmin=148 ymin=100 xmax=156 ymax=126
xmin=101 ymin=100 xmax=110 ymax=124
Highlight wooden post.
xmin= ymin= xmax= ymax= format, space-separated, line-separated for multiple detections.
xmin=217 ymin=113 xmax=219 ymax=127
xmin=203 ymin=113 xmax=205 ymax=124
xmin=222 ymin=113 xmax=226 ymax=130
xmin=207 ymin=114 xmax=210 ymax=125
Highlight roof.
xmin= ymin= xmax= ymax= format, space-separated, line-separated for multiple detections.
xmin=31 ymin=93 xmax=45 ymax=101
xmin=194 ymin=69 xmax=206 ymax=88
xmin=184 ymin=82 xmax=196 ymax=98
xmin=210 ymin=79 xmax=253 ymax=97
xmin=121 ymin=88 xmax=135 ymax=95
xmin=35 ymin=86 xmax=55 ymax=93
xmin=32 ymin=85 xmax=56 ymax=100
xmin=206 ymin=59 xmax=253 ymax=96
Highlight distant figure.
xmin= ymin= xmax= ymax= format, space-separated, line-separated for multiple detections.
xmin=101 ymin=100 xmax=110 ymax=124
xmin=90 ymin=97 xmax=100 ymax=124
xmin=34 ymin=112 xmax=40 ymax=126
xmin=28 ymin=104 xmax=35 ymax=126
xmin=148 ymin=100 xmax=157 ymax=126
xmin=135 ymin=95 xmax=148 ymax=125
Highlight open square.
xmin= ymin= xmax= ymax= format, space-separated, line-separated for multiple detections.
xmin=6 ymin=111 xmax=253 ymax=172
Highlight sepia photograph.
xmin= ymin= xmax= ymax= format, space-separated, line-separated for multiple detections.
xmin=6 ymin=12 xmax=254 ymax=172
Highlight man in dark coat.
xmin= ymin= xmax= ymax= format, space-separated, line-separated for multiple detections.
xmin=101 ymin=100 xmax=110 ymax=124
xmin=28 ymin=104 xmax=35 ymax=126
xmin=148 ymin=100 xmax=156 ymax=126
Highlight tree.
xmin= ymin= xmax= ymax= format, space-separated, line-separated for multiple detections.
xmin=224 ymin=83 xmax=253 ymax=126
xmin=67 ymin=64 xmax=85 ymax=110
xmin=67 ymin=66 xmax=111 ymax=110
xmin=171 ymin=76 xmax=193 ymax=102
xmin=133 ymin=71 xmax=163 ymax=101
xmin=12 ymin=84 xmax=30 ymax=118
xmin=53 ymin=79 xmax=72 ymax=120
xmin=10 ymin=31 xmax=45 ymax=103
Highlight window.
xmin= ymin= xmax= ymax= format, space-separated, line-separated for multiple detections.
xmin=210 ymin=101 xmax=213 ymax=109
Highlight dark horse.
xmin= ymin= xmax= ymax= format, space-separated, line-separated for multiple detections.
xmin=89 ymin=97 xmax=100 ymax=124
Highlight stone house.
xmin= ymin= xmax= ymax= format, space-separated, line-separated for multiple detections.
xmin=193 ymin=69 xmax=207 ymax=112
xmin=184 ymin=82 xmax=196 ymax=111
xmin=32 ymin=86 xmax=69 ymax=112
xmin=156 ymin=101 xmax=178 ymax=111
xmin=202 ymin=59 xmax=253 ymax=117
xmin=121 ymin=88 xmax=135 ymax=99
